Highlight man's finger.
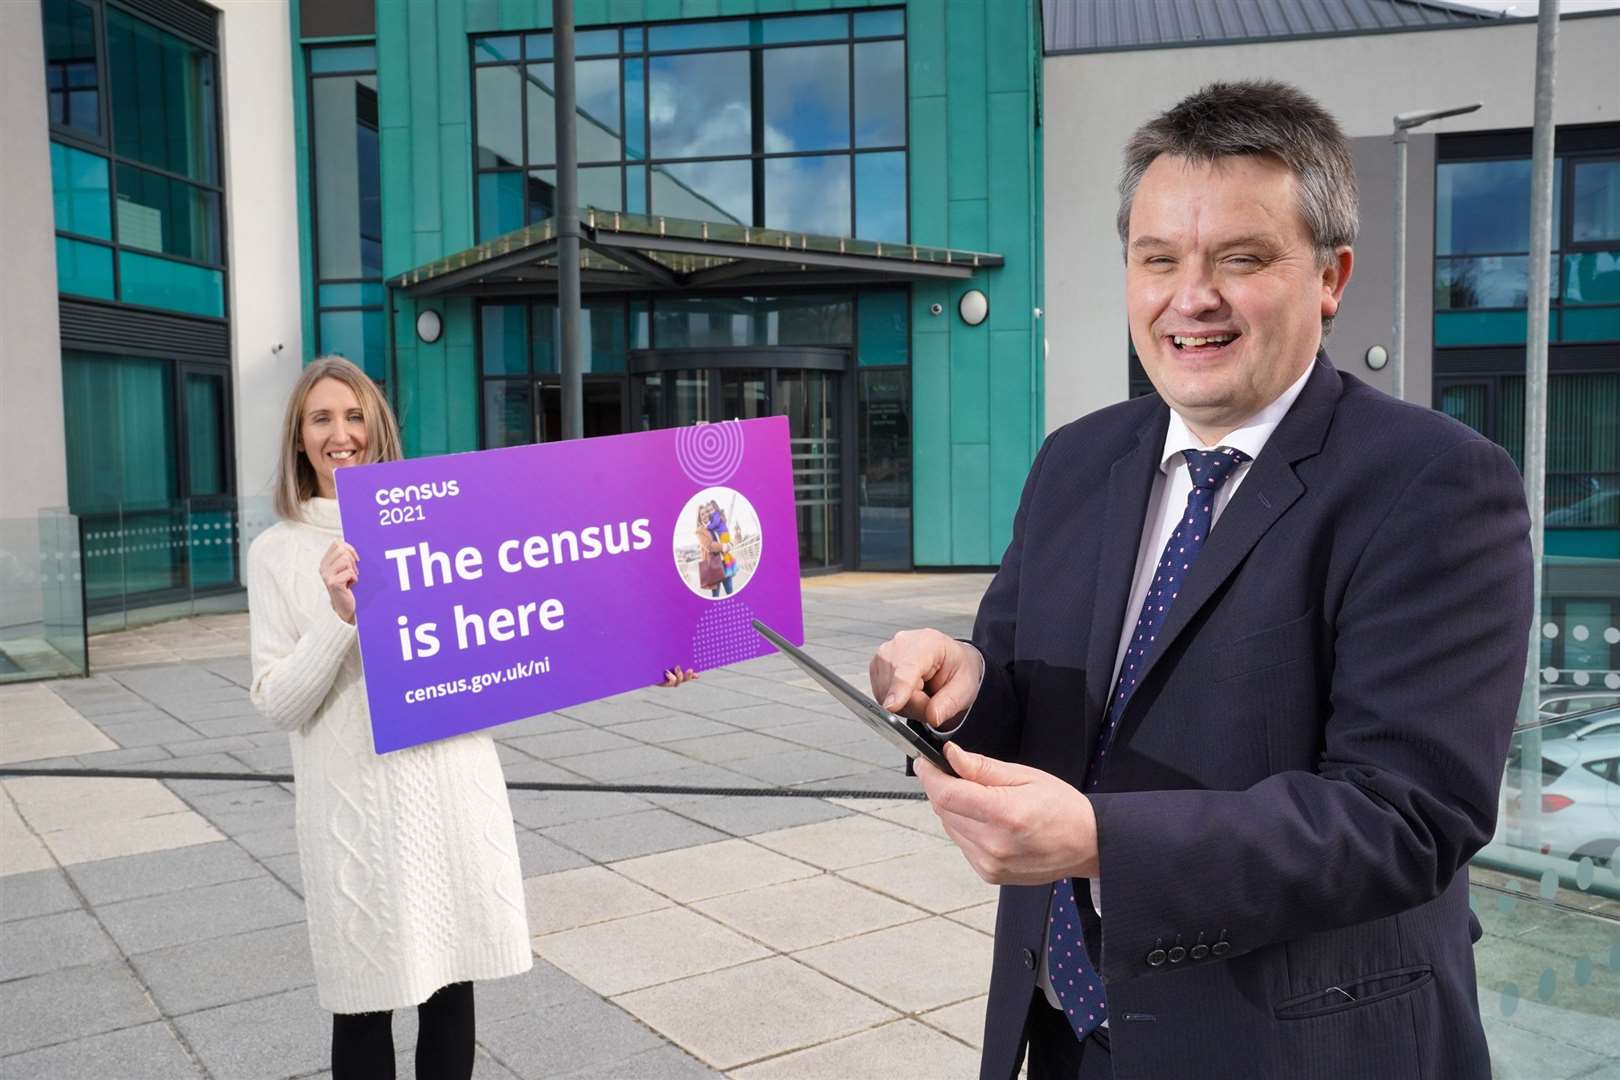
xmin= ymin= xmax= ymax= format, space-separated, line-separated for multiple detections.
xmin=882 ymin=662 xmax=928 ymax=712
xmin=943 ymin=742 xmax=1040 ymax=789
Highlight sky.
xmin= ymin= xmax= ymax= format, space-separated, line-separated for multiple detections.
xmin=1450 ymin=0 xmax=1620 ymax=14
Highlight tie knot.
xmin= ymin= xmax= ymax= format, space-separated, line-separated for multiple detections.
xmin=1182 ymin=447 xmax=1250 ymax=490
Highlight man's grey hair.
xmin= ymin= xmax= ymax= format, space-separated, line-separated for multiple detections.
xmin=1116 ymin=81 xmax=1359 ymax=331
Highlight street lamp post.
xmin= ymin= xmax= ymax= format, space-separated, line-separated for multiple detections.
xmin=1391 ymin=102 xmax=1481 ymax=403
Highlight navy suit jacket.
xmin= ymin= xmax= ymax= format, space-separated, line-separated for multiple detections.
xmin=956 ymin=357 xmax=1533 ymax=1080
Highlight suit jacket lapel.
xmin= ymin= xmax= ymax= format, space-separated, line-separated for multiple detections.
xmin=1084 ymin=407 xmax=1169 ymax=728
xmin=1125 ymin=358 xmax=1342 ymax=701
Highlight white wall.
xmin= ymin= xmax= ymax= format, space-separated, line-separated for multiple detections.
xmin=1042 ymin=14 xmax=1620 ymax=432
xmin=0 ymin=0 xmax=69 ymax=523
xmin=215 ymin=0 xmax=304 ymax=507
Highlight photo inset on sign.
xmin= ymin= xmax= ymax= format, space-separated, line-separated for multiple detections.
xmin=675 ymin=486 xmax=763 ymax=600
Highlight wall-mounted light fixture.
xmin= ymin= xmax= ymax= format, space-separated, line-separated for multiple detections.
xmin=416 ymin=309 xmax=443 ymax=344
xmin=1364 ymin=344 xmax=1389 ymax=371
xmin=958 ymin=289 xmax=988 ymax=327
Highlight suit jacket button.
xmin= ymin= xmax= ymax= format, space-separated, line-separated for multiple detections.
xmin=1022 ymin=948 xmax=1037 ymax=971
xmin=1190 ymin=944 xmax=1209 ymax=960
xmin=1167 ymin=946 xmax=1187 ymax=964
xmin=1211 ymin=941 xmax=1231 ymax=957
xmin=1146 ymin=948 xmax=1167 ymax=967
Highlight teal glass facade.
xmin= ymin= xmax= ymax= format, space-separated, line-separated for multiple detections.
xmin=293 ymin=0 xmax=1044 ymax=570
xmin=43 ymin=0 xmax=236 ymax=611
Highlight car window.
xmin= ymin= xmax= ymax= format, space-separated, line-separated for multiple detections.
xmin=1541 ymin=758 xmax=1568 ymax=783
xmin=1582 ymin=757 xmax=1618 ymax=784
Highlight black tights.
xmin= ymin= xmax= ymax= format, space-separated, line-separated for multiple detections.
xmin=331 ymin=981 xmax=475 ymax=1080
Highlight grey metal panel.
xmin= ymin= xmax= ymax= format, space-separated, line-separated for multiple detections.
xmin=120 ymin=0 xmax=218 ymax=49
xmin=58 ymin=300 xmax=230 ymax=362
xmin=1043 ymin=0 xmax=1499 ymax=55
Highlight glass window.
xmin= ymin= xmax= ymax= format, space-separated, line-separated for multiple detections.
xmin=318 ymin=282 xmax=386 ymax=307
xmin=43 ymin=0 xmax=101 ymax=138
xmin=575 ymin=29 xmax=619 ymax=57
xmin=765 ymin=155 xmax=850 ymax=235
xmin=1436 ymin=159 xmax=1563 ymax=256
xmin=626 ymin=164 xmax=647 ymax=214
xmin=115 ymin=164 xmax=222 ymax=265
xmin=318 ymin=309 xmax=386 ymax=381
xmin=483 ymin=380 xmax=534 ymax=447
xmin=55 ymin=236 xmax=114 ymax=300
xmin=854 ymin=10 xmax=905 ymax=38
xmin=62 ymin=351 xmax=178 ymax=511
xmin=50 ymin=142 xmax=111 ymax=240
xmin=856 ymin=152 xmax=907 ymax=242
xmin=475 ymin=66 xmax=524 ymax=167
xmin=624 ymin=59 xmax=646 ymax=160
xmin=1572 ymin=160 xmax=1620 ymax=244
xmin=623 ymin=28 xmax=643 ymax=53
xmin=308 ymin=45 xmax=376 ymax=73
xmin=106 ymin=7 xmax=217 ymax=183
xmin=118 ymin=249 xmax=225 ymax=318
xmin=526 ymin=63 xmax=557 ymax=165
xmin=478 ymin=170 xmax=525 ymax=240
xmin=481 ymin=305 xmax=529 ymax=375
xmin=527 ymin=302 xmax=626 ymax=373
xmin=649 ymin=52 xmax=751 ymax=158
xmin=1435 ymin=256 xmax=1530 ymax=310
xmin=649 ymin=20 xmax=750 ymax=52
xmin=473 ymin=36 xmax=520 ymax=63
xmin=532 ymin=302 xmax=557 ymax=373
xmin=854 ymin=42 xmax=905 ymax=148
xmin=761 ymin=14 xmax=848 ymax=45
xmin=1563 ymin=251 xmax=1620 ymax=306
xmin=525 ymin=32 xmax=552 ymax=60
xmin=858 ymin=367 xmax=911 ymax=569
xmin=763 ymin=45 xmax=849 ymax=153
xmin=651 ymin=160 xmax=752 ymax=225
xmin=578 ymin=165 xmax=623 ymax=211
xmin=653 ymin=295 xmax=852 ymax=348
xmin=576 ymin=60 xmax=623 ymax=162
xmin=184 ymin=371 xmax=227 ymax=496
xmin=858 ymin=290 xmax=909 ymax=366
xmin=526 ymin=169 xmax=556 ymax=221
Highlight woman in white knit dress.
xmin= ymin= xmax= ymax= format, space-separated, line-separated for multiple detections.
xmin=247 ymin=357 xmax=532 ymax=1079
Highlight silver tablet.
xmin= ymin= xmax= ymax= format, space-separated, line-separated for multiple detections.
xmin=752 ymin=619 xmax=958 ymax=777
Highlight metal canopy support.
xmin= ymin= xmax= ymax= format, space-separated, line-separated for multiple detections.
xmin=586 ymin=228 xmax=983 ymax=280
xmin=584 ymin=240 xmax=684 ymax=289
xmin=553 ymin=0 xmax=583 ymax=440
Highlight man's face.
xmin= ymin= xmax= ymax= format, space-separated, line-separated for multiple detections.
xmin=1126 ymin=154 xmax=1353 ymax=441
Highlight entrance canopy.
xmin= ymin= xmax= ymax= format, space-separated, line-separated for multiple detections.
xmin=389 ymin=211 xmax=1003 ymax=299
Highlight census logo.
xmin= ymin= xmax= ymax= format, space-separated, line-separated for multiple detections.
xmin=371 ymin=480 xmax=461 ymax=526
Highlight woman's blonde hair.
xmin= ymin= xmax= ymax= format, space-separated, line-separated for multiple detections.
xmin=271 ymin=356 xmax=403 ymax=520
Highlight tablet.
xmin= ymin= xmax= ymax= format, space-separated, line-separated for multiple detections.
xmin=751 ymin=619 xmax=958 ymax=777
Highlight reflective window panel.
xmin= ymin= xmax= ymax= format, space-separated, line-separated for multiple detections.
xmin=107 ymin=7 xmax=218 ymax=183
xmin=763 ymin=45 xmax=849 ymax=153
xmin=43 ymin=0 xmax=101 ymax=138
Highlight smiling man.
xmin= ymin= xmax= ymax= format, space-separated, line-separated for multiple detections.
xmin=869 ymin=82 xmax=1533 ymax=1080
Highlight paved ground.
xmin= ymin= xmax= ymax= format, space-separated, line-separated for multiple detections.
xmin=1 ymin=572 xmax=1617 ymax=1079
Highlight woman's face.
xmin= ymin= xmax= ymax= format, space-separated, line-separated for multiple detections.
xmin=298 ymin=377 xmax=368 ymax=499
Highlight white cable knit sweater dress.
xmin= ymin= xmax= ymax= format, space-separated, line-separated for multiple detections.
xmin=247 ymin=497 xmax=532 ymax=1014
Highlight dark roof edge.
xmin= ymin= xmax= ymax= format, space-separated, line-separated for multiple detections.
xmin=1043 ymin=6 xmax=1620 ymax=58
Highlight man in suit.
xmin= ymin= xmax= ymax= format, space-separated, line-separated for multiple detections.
xmin=870 ymin=81 xmax=1532 ymax=1080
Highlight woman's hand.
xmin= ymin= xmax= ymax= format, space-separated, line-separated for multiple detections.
xmin=320 ymin=541 xmax=360 ymax=624
xmin=658 ymin=666 xmax=699 ymax=688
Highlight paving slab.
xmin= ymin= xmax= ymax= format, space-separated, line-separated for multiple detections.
xmin=505 ymin=788 xmax=651 ymax=830
xmin=0 ymin=908 xmax=120 ymax=980
xmin=730 ymin=1017 xmax=981 ymax=1080
xmin=751 ymin=814 xmax=949 ymax=871
xmin=505 ymin=727 xmax=641 ymax=760
xmin=97 ymin=874 xmax=304 ymax=955
xmin=131 ymin=921 xmax=315 ymax=1015
xmin=98 ymin=716 xmax=204 ymax=748
xmin=549 ymin=1042 xmax=721 ymax=1079
xmin=0 ymin=1020 xmax=204 ymax=1080
xmin=514 ymin=827 xmax=593 ymax=877
xmin=65 ymin=840 xmax=265 ymax=905
xmin=694 ymin=872 xmax=926 ymax=952
xmin=946 ymin=899 xmax=1000 ymax=936
xmin=794 ymin=917 xmax=997 ymax=1014
xmin=173 ymin=985 xmax=329 ymax=1080
xmin=610 ymin=838 xmax=818 ymax=903
xmin=724 ymin=747 xmax=875 ymax=786
xmin=188 ymin=783 xmax=297 ymax=834
xmin=539 ymin=807 xmax=729 ymax=863
xmin=4 ymin=775 xmax=224 ymax=866
xmin=662 ymin=730 xmax=803 ymax=764
xmin=649 ymin=793 xmax=853 ymax=837
xmin=838 ymin=844 xmax=999 ymax=914
xmin=0 ymin=867 xmax=80 ymax=923
xmin=535 ymin=906 xmax=769 ymax=996
xmin=0 ymin=793 xmax=55 ymax=876
xmin=920 ymin=994 xmax=989 ymax=1049
xmin=0 ymin=961 xmax=160 ymax=1056
xmin=476 ymin=994 xmax=667 ymax=1080
xmin=524 ymin=865 xmax=673 ymax=936
xmin=551 ymin=743 xmax=696 ymax=781
xmin=613 ymin=955 xmax=897 ymax=1070
xmin=608 ymin=714 xmax=741 ymax=744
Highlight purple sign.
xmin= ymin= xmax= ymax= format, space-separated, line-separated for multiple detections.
xmin=334 ymin=417 xmax=803 ymax=752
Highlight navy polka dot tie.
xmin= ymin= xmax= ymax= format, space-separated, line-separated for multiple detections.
xmin=1046 ymin=446 xmax=1250 ymax=1041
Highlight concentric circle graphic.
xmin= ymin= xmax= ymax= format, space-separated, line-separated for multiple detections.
xmin=675 ymin=421 xmax=745 ymax=486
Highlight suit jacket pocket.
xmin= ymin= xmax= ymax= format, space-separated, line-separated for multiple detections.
xmin=1274 ymin=964 xmax=1433 ymax=1020
xmin=1212 ymin=607 xmax=1318 ymax=683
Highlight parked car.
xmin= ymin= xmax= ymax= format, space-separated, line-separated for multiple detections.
xmin=1538 ymin=689 xmax=1620 ymax=720
xmin=1503 ymin=730 xmax=1620 ymax=868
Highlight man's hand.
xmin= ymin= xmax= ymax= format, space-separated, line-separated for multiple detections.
xmin=869 ymin=629 xmax=985 ymax=729
xmin=915 ymin=742 xmax=1098 ymax=885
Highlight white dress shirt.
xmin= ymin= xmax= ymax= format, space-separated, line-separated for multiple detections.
xmin=1035 ymin=360 xmax=1316 ymax=1013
